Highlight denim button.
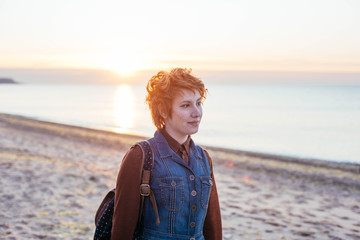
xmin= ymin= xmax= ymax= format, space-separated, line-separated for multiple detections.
xmin=191 ymin=205 xmax=197 ymax=211
xmin=189 ymin=175 xmax=195 ymax=181
xmin=191 ymin=190 xmax=197 ymax=196
xmin=190 ymin=222 xmax=196 ymax=228
xmin=171 ymin=180 xmax=176 ymax=186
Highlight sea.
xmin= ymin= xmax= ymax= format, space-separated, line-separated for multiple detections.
xmin=1 ymin=83 xmax=360 ymax=164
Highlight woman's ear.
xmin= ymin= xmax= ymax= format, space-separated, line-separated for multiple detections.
xmin=159 ymin=105 xmax=167 ymax=119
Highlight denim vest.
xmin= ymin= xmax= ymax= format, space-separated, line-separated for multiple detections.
xmin=140 ymin=131 xmax=213 ymax=240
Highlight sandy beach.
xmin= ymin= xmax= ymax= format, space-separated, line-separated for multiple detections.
xmin=1 ymin=113 xmax=360 ymax=240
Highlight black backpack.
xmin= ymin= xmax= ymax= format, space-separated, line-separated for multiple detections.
xmin=94 ymin=140 xmax=160 ymax=240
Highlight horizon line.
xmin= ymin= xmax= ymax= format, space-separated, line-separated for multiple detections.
xmin=1 ymin=67 xmax=360 ymax=85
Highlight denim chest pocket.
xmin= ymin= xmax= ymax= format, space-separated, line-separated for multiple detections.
xmin=200 ymin=176 xmax=213 ymax=209
xmin=158 ymin=177 xmax=185 ymax=211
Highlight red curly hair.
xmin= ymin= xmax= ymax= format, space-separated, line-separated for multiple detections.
xmin=146 ymin=68 xmax=207 ymax=129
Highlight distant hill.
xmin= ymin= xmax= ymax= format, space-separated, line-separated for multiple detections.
xmin=0 ymin=78 xmax=18 ymax=84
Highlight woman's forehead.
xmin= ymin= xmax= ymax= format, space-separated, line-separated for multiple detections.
xmin=174 ymin=89 xmax=201 ymax=101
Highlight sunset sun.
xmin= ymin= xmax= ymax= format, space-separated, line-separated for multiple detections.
xmin=91 ymin=53 xmax=147 ymax=76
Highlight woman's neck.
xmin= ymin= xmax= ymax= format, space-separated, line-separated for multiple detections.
xmin=163 ymin=127 xmax=188 ymax=144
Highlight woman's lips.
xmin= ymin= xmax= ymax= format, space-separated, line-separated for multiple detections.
xmin=188 ymin=121 xmax=200 ymax=127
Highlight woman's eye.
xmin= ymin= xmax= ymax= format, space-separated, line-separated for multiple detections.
xmin=197 ymin=101 xmax=202 ymax=106
xmin=182 ymin=104 xmax=190 ymax=108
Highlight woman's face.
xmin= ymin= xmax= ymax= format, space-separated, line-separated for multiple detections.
xmin=163 ymin=89 xmax=203 ymax=144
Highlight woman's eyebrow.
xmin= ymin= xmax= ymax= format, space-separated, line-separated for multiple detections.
xmin=179 ymin=98 xmax=201 ymax=104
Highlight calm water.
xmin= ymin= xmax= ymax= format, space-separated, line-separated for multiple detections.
xmin=1 ymin=83 xmax=360 ymax=163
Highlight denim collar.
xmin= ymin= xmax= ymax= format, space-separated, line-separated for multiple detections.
xmin=153 ymin=130 xmax=202 ymax=162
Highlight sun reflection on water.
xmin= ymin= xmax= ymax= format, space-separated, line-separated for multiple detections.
xmin=113 ymin=84 xmax=134 ymax=134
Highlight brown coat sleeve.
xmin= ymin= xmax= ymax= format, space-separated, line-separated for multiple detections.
xmin=111 ymin=145 xmax=143 ymax=240
xmin=203 ymin=150 xmax=223 ymax=240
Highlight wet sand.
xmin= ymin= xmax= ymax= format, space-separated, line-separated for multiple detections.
xmin=0 ymin=113 xmax=359 ymax=240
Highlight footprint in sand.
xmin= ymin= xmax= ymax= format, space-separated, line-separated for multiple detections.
xmin=351 ymin=205 xmax=360 ymax=214
xmin=262 ymin=208 xmax=281 ymax=217
xmin=228 ymin=185 xmax=240 ymax=190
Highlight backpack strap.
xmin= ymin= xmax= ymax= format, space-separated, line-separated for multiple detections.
xmin=94 ymin=188 xmax=115 ymax=226
xmin=137 ymin=140 xmax=160 ymax=227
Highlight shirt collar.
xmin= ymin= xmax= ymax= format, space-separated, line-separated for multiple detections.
xmin=159 ymin=128 xmax=191 ymax=155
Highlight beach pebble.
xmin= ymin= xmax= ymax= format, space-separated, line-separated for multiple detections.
xmin=351 ymin=205 xmax=360 ymax=213
xmin=0 ymin=162 xmax=13 ymax=169
xmin=4 ymin=237 xmax=17 ymax=240
xmin=71 ymin=201 xmax=83 ymax=208
xmin=62 ymin=193 xmax=74 ymax=198
xmin=353 ymin=222 xmax=360 ymax=227
xmin=223 ymin=233 xmax=233 ymax=239
xmin=24 ymin=213 xmax=36 ymax=218
xmin=32 ymin=233 xmax=48 ymax=239
xmin=0 ymin=222 xmax=10 ymax=229
xmin=329 ymin=236 xmax=343 ymax=240
xmin=89 ymin=175 xmax=97 ymax=182
xmin=43 ymin=236 xmax=58 ymax=240
xmin=292 ymin=230 xmax=314 ymax=237
xmin=264 ymin=219 xmax=286 ymax=227
xmin=3 ymin=194 xmax=15 ymax=200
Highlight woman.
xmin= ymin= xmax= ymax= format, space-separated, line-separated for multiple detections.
xmin=111 ymin=68 xmax=222 ymax=240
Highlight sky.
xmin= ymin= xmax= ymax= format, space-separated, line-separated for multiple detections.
xmin=0 ymin=0 xmax=360 ymax=84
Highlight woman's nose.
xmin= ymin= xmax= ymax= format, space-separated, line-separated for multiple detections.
xmin=192 ymin=105 xmax=202 ymax=117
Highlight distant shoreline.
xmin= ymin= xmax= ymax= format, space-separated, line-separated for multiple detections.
xmin=0 ymin=78 xmax=18 ymax=84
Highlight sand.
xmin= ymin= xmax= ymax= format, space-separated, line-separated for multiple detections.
xmin=0 ymin=113 xmax=359 ymax=240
